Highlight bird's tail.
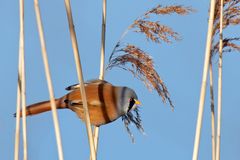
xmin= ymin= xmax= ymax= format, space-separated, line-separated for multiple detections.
xmin=14 ymin=98 xmax=66 ymax=117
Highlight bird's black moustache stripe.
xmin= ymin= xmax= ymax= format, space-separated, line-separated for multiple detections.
xmin=127 ymin=98 xmax=135 ymax=112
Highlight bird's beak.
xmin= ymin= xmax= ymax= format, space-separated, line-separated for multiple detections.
xmin=134 ymin=99 xmax=141 ymax=106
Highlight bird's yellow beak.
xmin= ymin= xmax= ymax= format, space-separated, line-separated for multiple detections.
xmin=134 ymin=99 xmax=141 ymax=106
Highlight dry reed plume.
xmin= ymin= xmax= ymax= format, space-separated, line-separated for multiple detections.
xmin=108 ymin=5 xmax=192 ymax=108
xmin=211 ymin=0 xmax=240 ymax=55
xmin=130 ymin=5 xmax=193 ymax=44
xmin=132 ymin=20 xmax=180 ymax=44
xmin=107 ymin=4 xmax=192 ymax=141
xmin=108 ymin=45 xmax=174 ymax=110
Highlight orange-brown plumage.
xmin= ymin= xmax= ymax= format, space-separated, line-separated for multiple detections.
xmin=62 ymin=82 xmax=121 ymax=126
xmin=16 ymin=80 xmax=140 ymax=126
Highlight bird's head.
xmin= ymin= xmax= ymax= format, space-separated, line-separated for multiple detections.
xmin=118 ymin=87 xmax=141 ymax=114
xmin=114 ymin=85 xmax=144 ymax=142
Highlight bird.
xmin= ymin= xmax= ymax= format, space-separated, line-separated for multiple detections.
xmin=14 ymin=79 xmax=141 ymax=127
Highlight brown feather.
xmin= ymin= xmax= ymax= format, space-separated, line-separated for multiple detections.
xmin=62 ymin=82 xmax=121 ymax=126
xmin=15 ymin=81 xmax=126 ymax=126
xmin=15 ymin=99 xmax=65 ymax=117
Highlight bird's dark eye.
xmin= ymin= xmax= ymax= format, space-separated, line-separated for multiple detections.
xmin=127 ymin=98 xmax=135 ymax=112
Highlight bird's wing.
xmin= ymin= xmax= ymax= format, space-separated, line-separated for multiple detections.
xmin=65 ymin=79 xmax=110 ymax=91
xmin=85 ymin=79 xmax=109 ymax=85
xmin=65 ymin=83 xmax=79 ymax=91
xmin=67 ymin=99 xmax=103 ymax=108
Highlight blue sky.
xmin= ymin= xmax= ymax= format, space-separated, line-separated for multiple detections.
xmin=1 ymin=0 xmax=240 ymax=159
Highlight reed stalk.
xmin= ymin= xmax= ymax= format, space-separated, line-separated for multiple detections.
xmin=34 ymin=1 xmax=64 ymax=159
xmin=14 ymin=59 xmax=21 ymax=160
xmin=17 ymin=0 xmax=28 ymax=159
xmin=99 ymin=0 xmax=106 ymax=80
xmin=14 ymin=1 xmax=25 ymax=156
xmin=91 ymin=1 xmax=107 ymax=160
xmin=90 ymin=127 xmax=99 ymax=160
xmin=209 ymin=61 xmax=216 ymax=160
xmin=64 ymin=1 xmax=96 ymax=160
xmin=192 ymin=0 xmax=216 ymax=159
xmin=20 ymin=33 xmax=28 ymax=160
xmin=216 ymin=0 xmax=224 ymax=159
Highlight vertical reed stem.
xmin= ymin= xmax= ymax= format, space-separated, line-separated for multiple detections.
xmin=21 ymin=32 xmax=28 ymax=160
xmin=17 ymin=0 xmax=28 ymax=159
xmin=90 ymin=1 xmax=107 ymax=160
xmin=209 ymin=61 xmax=216 ymax=160
xmin=14 ymin=60 xmax=21 ymax=160
xmin=64 ymin=1 xmax=96 ymax=160
xmin=34 ymin=1 xmax=64 ymax=159
xmin=216 ymin=0 xmax=224 ymax=159
xmin=14 ymin=3 xmax=24 ymax=155
xmin=192 ymin=0 xmax=216 ymax=159
xmin=99 ymin=0 xmax=106 ymax=80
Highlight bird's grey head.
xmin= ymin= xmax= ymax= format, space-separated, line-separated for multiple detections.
xmin=117 ymin=87 xmax=141 ymax=114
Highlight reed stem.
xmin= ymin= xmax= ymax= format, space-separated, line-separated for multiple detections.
xmin=14 ymin=59 xmax=21 ymax=160
xmin=34 ymin=1 xmax=64 ymax=159
xmin=18 ymin=0 xmax=28 ymax=159
xmin=209 ymin=61 xmax=216 ymax=160
xmin=216 ymin=0 xmax=224 ymax=159
xmin=14 ymin=1 xmax=25 ymax=156
xmin=192 ymin=0 xmax=216 ymax=159
xmin=64 ymin=1 xmax=96 ymax=160
xmin=90 ymin=1 xmax=107 ymax=160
